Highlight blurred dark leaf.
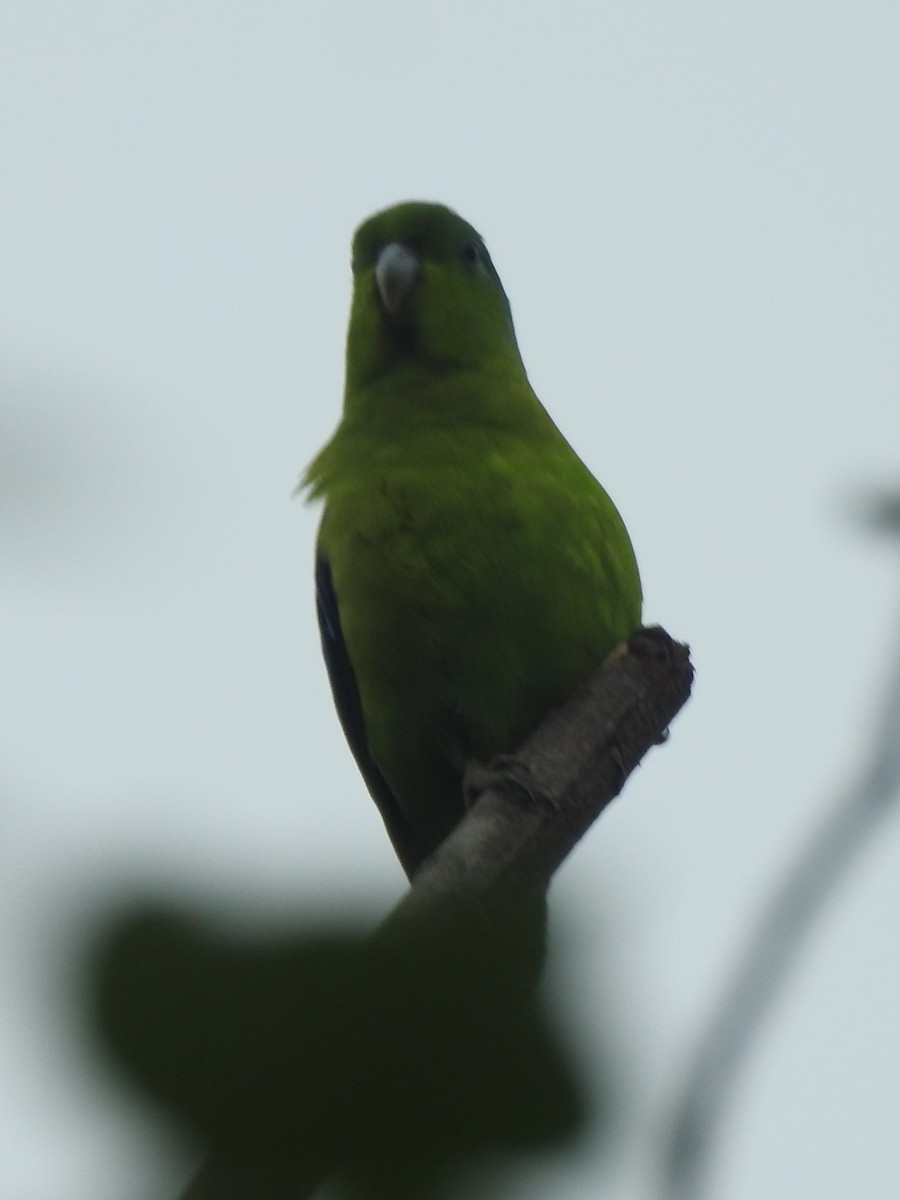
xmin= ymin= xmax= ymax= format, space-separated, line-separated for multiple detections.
xmin=89 ymin=900 xmax=596 ymax=1196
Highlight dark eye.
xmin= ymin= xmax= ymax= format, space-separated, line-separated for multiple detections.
xmin=460 ymin=242 xmax=480 ymax=265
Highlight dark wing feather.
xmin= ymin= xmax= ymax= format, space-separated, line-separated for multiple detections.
xmin=315 ymin=554 xmax=423 ymax=877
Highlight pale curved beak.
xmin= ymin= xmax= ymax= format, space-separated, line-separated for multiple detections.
xmin=375 ymin=242 xmax=419 ymax=316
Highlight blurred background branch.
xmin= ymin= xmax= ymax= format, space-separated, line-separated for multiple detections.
xmin=660 ymin=492 xmax=900 ymax=1199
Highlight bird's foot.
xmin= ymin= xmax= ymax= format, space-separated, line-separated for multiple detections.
xmin=463 ymin=755 xmax=554 ymax=813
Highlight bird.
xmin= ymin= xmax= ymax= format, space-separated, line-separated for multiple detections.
xmin=302 ymin=201 xmax=641 ymax=879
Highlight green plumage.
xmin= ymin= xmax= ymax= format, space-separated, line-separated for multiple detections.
xmin=304 ymin=202 xmax=641 ymax=876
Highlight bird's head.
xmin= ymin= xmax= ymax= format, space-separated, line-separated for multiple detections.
xmin=345 ymin=201 xmax=523 ymax=390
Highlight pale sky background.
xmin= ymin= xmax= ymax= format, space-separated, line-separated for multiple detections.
xmin=2 ymin=3 xmax=900 ymax=1198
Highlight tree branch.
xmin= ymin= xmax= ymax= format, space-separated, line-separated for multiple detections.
xmin=158 ymin=625 xmax=692 ymax=1199
xmin=384 ymin=625 xmax=693 ymax=938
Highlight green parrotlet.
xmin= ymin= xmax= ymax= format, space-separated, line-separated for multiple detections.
xmin=303 ymin=202 xmax=641 ymax=878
